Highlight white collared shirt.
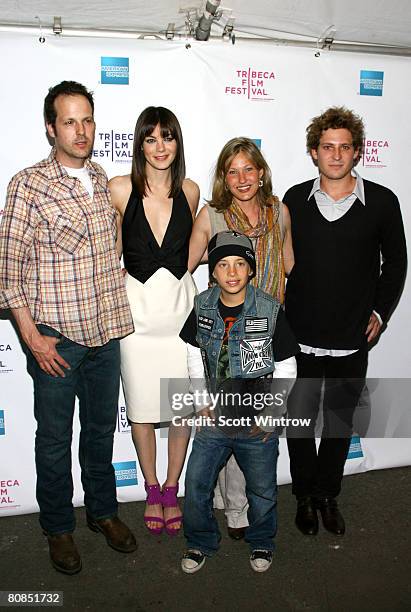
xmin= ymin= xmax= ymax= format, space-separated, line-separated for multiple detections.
xmin=308 ymin=169 xmax=365 ymax=221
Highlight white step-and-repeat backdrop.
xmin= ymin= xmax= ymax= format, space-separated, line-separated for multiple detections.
xmin=0 ymin=33 xmax=410 ymax=516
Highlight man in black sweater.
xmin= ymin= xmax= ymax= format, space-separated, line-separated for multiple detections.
xmin=284 ymin=106 xmax=407 ymax=536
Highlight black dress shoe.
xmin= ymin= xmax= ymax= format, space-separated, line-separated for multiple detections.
xmin=315 ymin=497 xmax=345 ymax=536
xmin=227 ymin=526 xmax=246 ymax=540
xmin=47 ymin=533 xmax=82 ymax=575
xmin=295 ymin=496 xmax=319 ymax=535
xmin=87 ymin=515 xmax=138 ymax=552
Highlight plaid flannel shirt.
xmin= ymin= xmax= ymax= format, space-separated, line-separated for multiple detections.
xmin=0 ymin=150 xmax=134 ymax=347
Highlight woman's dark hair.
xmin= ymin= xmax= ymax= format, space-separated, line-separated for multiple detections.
xmin=131 ymin=106 xmax=185 ymax=198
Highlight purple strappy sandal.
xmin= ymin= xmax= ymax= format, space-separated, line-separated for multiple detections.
xmin=144 ymin=482 xmax=164 ymax=535
xmin=162 ymin=484 xmax=183 ymax=536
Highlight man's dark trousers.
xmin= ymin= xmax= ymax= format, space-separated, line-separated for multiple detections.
xmin=287 ymin=344 xmax=368 ymax=498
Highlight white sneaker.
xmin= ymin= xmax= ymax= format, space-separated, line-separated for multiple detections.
xmin=249 ymin=549 xmax=273 ymax=572
xmin=181 ymin=549 xmax=206 ymax=574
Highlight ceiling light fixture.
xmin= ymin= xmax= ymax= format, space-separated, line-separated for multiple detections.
xmin=195 ymin=0 xmax=222 ymax=41
xmin=53 ymin=16 xmax=62 ymax=35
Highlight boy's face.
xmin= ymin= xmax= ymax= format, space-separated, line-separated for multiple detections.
xmin=212 ymin=256 xmax=253 ymax=302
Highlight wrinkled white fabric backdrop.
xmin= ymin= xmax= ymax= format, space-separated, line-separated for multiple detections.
xmin=0 ymin=33 xmax=409 ymax=515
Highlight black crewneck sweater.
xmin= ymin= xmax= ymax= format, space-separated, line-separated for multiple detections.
xmin=283 ymin=178 xmax=407 ymax=350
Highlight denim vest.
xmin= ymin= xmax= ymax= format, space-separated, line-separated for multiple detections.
xmin=194 ymin=284 xmax=281 ymax=392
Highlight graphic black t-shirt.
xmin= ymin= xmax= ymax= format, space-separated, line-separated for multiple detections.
xmin=216 ymin=301 xmax=242 ymax=383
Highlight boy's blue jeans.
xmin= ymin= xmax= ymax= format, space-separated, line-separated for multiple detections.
xmin=183 ymin=425 xmax=279 ymax=555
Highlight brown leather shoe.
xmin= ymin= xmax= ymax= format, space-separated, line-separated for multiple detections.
xmin=227 ymin=526 xmax=246 ymax=540
xmin=87 ymin=515 xmax=138 ymax=553
xmin=47 ymin=533 xmax=82 ymax=575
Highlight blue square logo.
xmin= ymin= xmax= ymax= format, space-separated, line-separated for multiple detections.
xmin=0 ymin=410 xmax=5 ymax=436
xmin=101 ymin=57 xmax=129 ymax=85
xmin=347 ymin=435 xmax=364 ymax=460
xmin=113 ymin=460 xmax=138 ymax=487
xmin=360 ymin=70 xmax=384 ymax=96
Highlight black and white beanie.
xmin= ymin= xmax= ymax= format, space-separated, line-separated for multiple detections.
xmin=208 ymin=231 xmax=256 ymax=278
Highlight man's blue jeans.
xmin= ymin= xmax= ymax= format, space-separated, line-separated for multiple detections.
xmin=183 ymin=426 xmax=278 ymax=555
xmin=26 ymin=325 xmax=120 ymax=535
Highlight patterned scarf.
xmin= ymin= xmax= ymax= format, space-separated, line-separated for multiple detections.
xmin=223 ymin=199 xmax=285 ymax=303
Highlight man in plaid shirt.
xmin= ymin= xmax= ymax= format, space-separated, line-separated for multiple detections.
xmin=0 ymin=81 xmax=137 ymax=574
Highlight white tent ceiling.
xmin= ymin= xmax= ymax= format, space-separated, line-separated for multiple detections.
xmin=1 ymin=1 xmax=411 ymax=53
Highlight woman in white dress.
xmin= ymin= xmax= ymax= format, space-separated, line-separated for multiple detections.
xmin=109 ymin=107 xmax=199 ymax=535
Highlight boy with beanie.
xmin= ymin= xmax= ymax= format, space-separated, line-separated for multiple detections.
xmin=179 ymin=231 xmax=299 ymax=573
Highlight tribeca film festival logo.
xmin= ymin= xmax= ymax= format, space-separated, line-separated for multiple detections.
xmin=113 ymin=461 xmax=138 ymax=488
xmin=117 ymin=405 xmax=131 ymax=434
xmin=0 ymin=478 xmax=21 ymax=509
xmin=360 ymin=70 xmax=384 ymax=97
xmin=100 ymin=57 xmax=129 ymax=85
xmin=362 ymin=137 xmax=389 ymax=168
xmin=0 ymin=343 xmax=13 ymax=374
xmin=92 ymin=131 xmax=134 ymax=164
xmin=225 ymin=68 xmax=275 ymax=101
xmin=0 ymin=410 xmax=5 ymax=436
